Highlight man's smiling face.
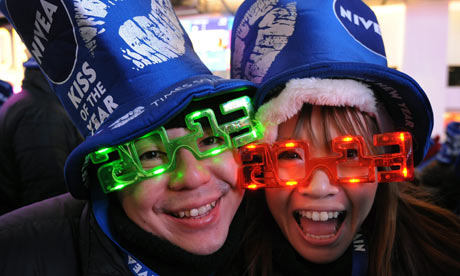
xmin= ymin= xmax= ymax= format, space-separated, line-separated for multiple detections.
xmin=118 ymin=127 xmax=244 ymax=255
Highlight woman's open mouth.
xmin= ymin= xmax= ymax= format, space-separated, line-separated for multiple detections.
xmin=294 ymin=210 xmax=346 ymax=240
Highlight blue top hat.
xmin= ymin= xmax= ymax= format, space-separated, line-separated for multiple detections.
xmin=1 ymin=0 xmax=256 ymax=198
xmin=231 ymin=0 xmax=433 ymax=165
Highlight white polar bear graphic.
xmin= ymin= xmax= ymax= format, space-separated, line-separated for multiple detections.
xmin=232 ymin=0 xmax=297 ymax=83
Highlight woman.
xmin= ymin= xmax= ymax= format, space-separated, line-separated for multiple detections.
xmin=230 ymin=0 xmax=460 ymax=275
xmin=0 ymin=0 xmax=262 ymax=275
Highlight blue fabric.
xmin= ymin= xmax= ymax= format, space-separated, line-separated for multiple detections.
xmin=437 ymin=121 xmax=460 ymax=164
xmin=0 ymin=79 xmax=13 ymax=105
xmin=23 ymin=57 xmax=39 ymax=68
xmin=351 ymin=232 xmax=368 ymax=276
xmin=231 ymin=0 xmax=433 ymax=166
xmin=1 ymin=0 xmax=256 ymax=198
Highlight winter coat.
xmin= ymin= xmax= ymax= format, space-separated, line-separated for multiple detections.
xmin=0 ymin=193 xmax=132 ymax=275
xmin=0 ymin=68 xmax=83 ymax=215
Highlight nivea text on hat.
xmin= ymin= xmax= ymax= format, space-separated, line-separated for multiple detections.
xmin=30 ymin=1 xmax=58 ymax=64
xmin=337 ymin=3 xmax=381 ymax=36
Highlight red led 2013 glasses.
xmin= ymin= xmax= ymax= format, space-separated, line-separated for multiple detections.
xmin=238 ymin=132 xmax=414 ymax=189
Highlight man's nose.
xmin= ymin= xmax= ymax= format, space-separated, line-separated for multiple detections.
xmin=168 ymin=148 xmax=211 ymax=190
xmin=296 ymin=168 xmax=339 ymax=197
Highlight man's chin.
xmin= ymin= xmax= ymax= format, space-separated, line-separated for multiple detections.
xmin=164 ymin=195 xmax=238 ymax=255
xmin=175 ymin=232 xmax=227 ymax=255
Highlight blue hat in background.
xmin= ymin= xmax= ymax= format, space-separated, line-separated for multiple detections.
xmin=1 ymin=0 xmax=256 ymax=198
xmin=23 ymin=57 xmax=39 ymax=68
xmin=437 ymin=121 xmax=460 ymax=164
xmin=231 ymin=0 xmax=433 ymax=165
xmin=0 ymin=79 xmax=13 ymax=105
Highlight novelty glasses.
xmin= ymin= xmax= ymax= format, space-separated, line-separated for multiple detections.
xmin=90 ymin=96 xmax=263 ymax=193
xmin=238 ymin=132 xmax=414 ymax=189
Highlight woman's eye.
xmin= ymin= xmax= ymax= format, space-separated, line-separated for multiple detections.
xmin=278 ymin=150 xmax=302 ymax=160
xmin=346 ymin=149 xmax=359 ymax=159
xmin=200 ymin=136 xmax=224 ymax=147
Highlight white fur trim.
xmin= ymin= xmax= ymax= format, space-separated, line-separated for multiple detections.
xmin=256 ymin=78 xmax=377 ymax=143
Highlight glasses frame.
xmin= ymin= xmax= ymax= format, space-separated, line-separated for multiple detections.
xmin=238 ymin=132 xmax=414 ymax=189
xmin=90 ymin=95 xmax=263 ymax=193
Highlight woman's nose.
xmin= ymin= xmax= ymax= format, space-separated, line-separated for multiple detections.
xmin=296 ymin=169 xmax=339 ymax=198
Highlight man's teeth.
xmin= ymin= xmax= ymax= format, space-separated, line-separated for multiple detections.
xmin=175 ymin=200 xmax=217 ymax=218
xmin=297 ymin=210 xmax=340 ymax=221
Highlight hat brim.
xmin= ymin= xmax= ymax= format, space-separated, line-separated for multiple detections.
xmin=254 ymin=62 xmax=433 ymax=166
xmin=65 ymin=75 xmax=256 ymax=199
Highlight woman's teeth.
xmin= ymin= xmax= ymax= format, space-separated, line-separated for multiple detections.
xmin=294 ymin=210 xmax=346 ymax=240
xmin=304 ymin=232 xmax=336 ymax=240
xmin=174 ymin=200 xmax=217 ymax=218
xmin=297 ymin=210 xmax=341 ymax=221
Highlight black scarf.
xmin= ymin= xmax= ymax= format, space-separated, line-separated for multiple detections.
xmin=271 ymin=226 xmax=353 ymax=276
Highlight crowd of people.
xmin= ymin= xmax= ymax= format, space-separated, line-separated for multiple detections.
xmin=0 ymin=0 xmax=458 ymax=275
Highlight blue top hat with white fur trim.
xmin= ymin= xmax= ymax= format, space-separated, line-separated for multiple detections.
xmin=1 ymin=0 xmax=256 ymax=199
xmin=231 ymin=0 xmax=433 ymax=165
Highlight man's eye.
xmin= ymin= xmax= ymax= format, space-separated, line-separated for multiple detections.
xmin=278 ymin=150 xmax=302 ymax=160
xmin=346 ymin=149 xmax=359 ymax=159
xmin=139 ymin=150 xmax=166 ymax=161
xmin=200 ymin=136 xmax=224 ymax=146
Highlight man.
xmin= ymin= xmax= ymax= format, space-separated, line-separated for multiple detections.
xmin=0 ymin=0 xmax=262 ymax=275
xmin=416 ymin=121 xmax=460 ymax=215
xmin=0 ymin=58 xmax=83 ymax=215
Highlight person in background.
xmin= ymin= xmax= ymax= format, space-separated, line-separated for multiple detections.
xmin=230 ymin=0 xmax=460 ymax=275
xmin=0 ymin=57 xmax=83 ymax=215
xmin=0 ymin=79 xmax=13 ymax=107
xmin=416 ymin=121 xmax=460 ymax=215
xmin=0 ymin=0 xmax=262 ymax=275
xmin=418 ymin=134 xmax=441 ymax=165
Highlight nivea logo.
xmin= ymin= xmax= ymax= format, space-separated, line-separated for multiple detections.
xmin=5 ymin=0 xmax=77 ymax=84
xmin=333 ymin=0 xmax=385 ymax=58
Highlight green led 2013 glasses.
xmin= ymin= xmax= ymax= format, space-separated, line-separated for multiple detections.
xmin=89 ymin=96 xmax=263 ymax=193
